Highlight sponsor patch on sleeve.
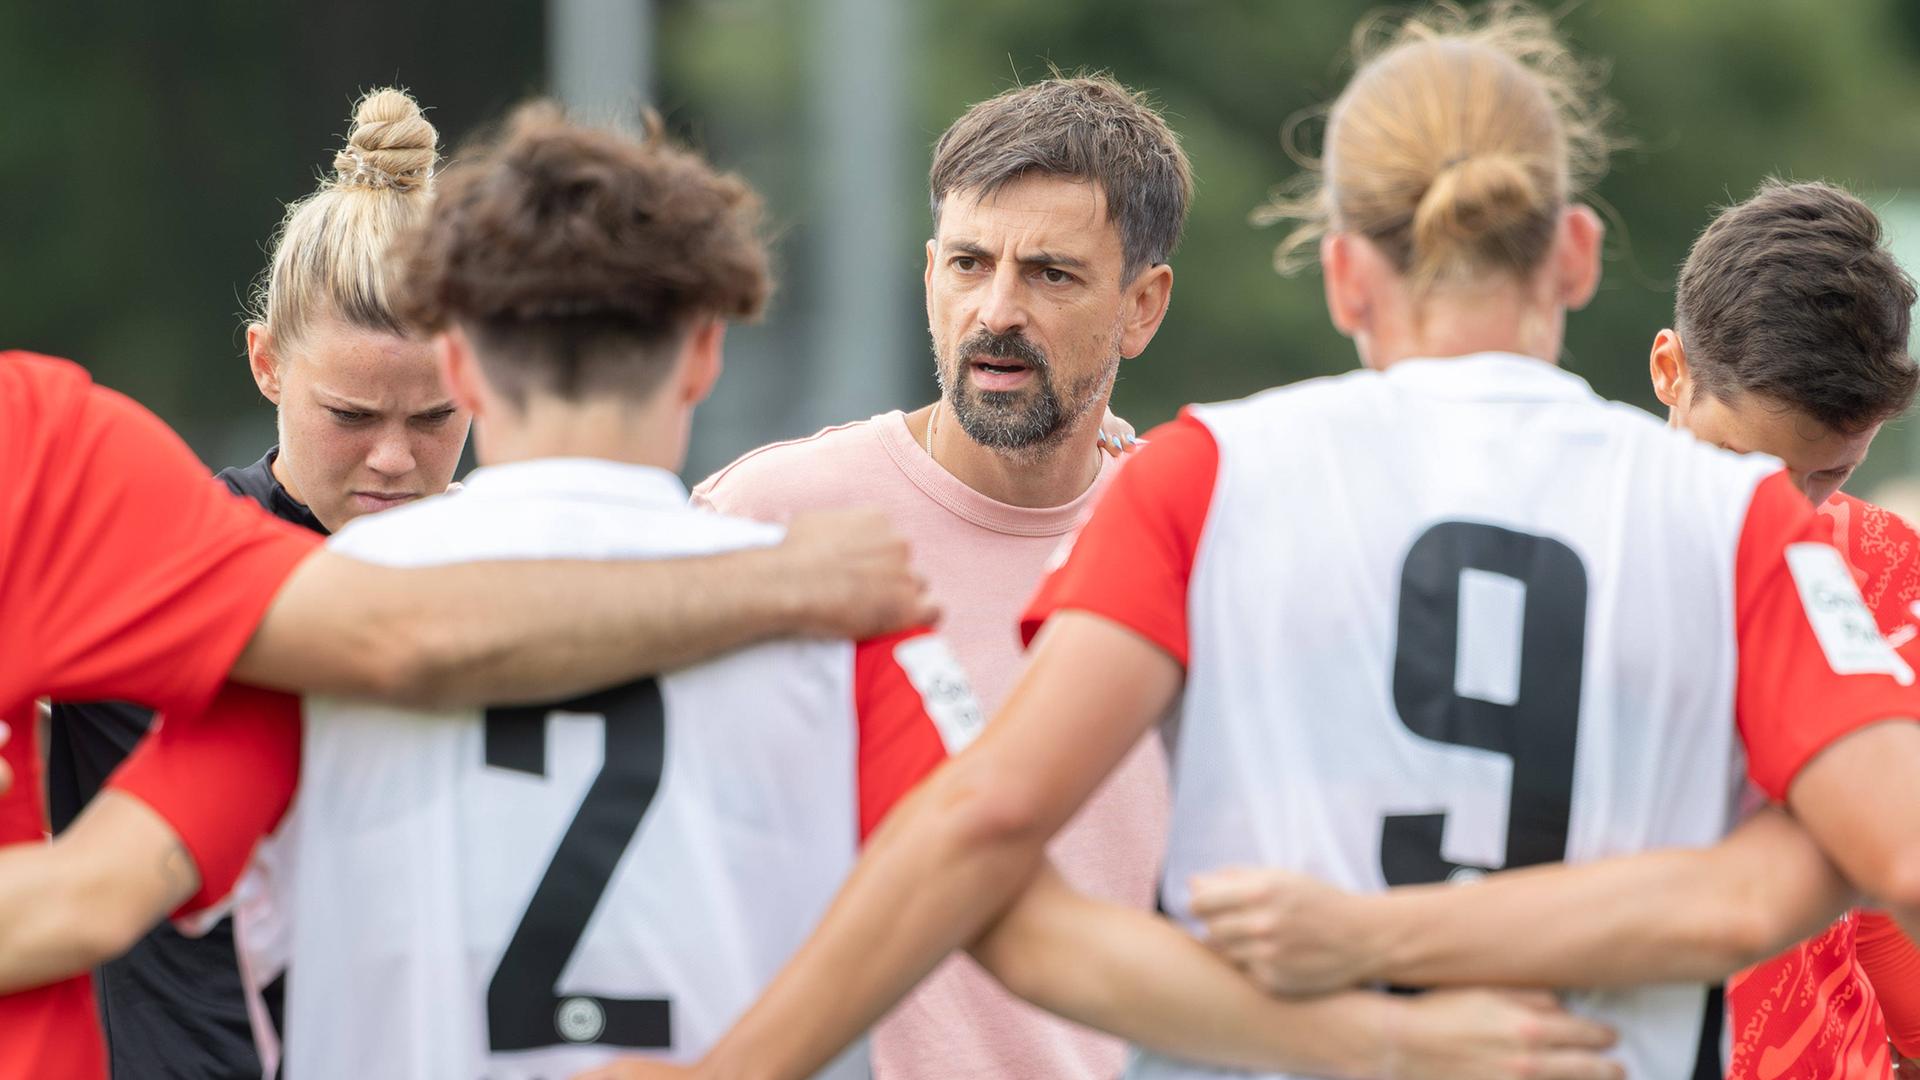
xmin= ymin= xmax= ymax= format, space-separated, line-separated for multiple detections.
xmin=1786 ymin=542 xmax=1916 ymax=686
xmin=893 ymin=635 xmax=986 ymax=752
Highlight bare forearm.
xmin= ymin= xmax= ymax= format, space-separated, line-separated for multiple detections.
xmin=0 ymin=844 xmax=108 ymax=992
xmin=976 ymin=869 xmax=1381 ymax=1077
xmin=1364 ymin=810 xmax=1847 ymax=988
xmin=235 ymin=549 xmax=816 ymax=707
xmin=0 ymin=796 xmax=193 ymax=992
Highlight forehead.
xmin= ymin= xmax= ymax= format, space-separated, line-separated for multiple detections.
xmin=1697 ymin=391 xmax=1878 ymax=468
xmin=289 ymin=320 xmax=442 ymax=402
xmin=936 ymin=174 xmax=1118 ymax=253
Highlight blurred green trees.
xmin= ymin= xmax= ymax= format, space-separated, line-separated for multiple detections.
xmin=8 ymin=1 xmax=1920 ymax=486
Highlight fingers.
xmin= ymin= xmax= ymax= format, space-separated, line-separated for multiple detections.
xmin=908 ymin=579 xmax=941 ymax=628
xmin=1525 ymin=1050 xmax=1626 ymax=1080
xmin=1529 ymin=1009 xmax=1619 ymax=1052
xmin=1496 ymin=988 xmax=1567 ymax=1014
xmin=0 ymin=720 xmax=10 ymax=796
xmin=1187 ymin=867 xmax=1276 ymax=917
xmin=1196 ymin=906 xmax=1280 ymax=951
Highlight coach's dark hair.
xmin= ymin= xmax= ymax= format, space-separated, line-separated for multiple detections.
xmin=929 ymin=75 xmax=1192 ymax=281
xmin=1677 ymin=179 xmax=1917 ymax=432
xmin=391 ymin=103 xmax=769 ymax=404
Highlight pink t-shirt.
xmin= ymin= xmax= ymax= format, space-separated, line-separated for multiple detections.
xmin=693 ymin=410 xmax=1171 ymax=1080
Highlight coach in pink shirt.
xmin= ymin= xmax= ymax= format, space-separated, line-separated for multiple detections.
xmin=693 ymin=75 xmax=1184 ymax=1080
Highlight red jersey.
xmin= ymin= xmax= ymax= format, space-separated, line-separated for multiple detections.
xmin=0 ymin=352 xmax=318 ymax=1080
xmin=1726 ymin=492 xmax=1920 ymax=1080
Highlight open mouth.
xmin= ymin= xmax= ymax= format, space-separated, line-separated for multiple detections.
xmin=968 ymin=357 xmax=1037 ymax=385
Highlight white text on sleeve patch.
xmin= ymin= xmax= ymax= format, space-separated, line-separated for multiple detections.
xmin=893 ymin=636 xmax=986 ymax=751
xmin=1786 ymin=542 xmax=1915 ymax=686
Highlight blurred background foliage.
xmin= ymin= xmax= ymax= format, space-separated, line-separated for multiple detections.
xmin=7 ymin=0 xmax=1920 ymax=491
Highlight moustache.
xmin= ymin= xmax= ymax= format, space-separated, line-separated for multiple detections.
xmin=957 ymin=330 xmax=1049 ymax=371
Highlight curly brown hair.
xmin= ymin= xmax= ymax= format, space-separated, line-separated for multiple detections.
xmin=391 ymin=103 xmax=770 ymax=402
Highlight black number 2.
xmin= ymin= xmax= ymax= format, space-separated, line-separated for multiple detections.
xmin=1381 ymin=522 xmax=1587 ymax=885
xmin=483 ymin=679 xmax=671 ymax=1051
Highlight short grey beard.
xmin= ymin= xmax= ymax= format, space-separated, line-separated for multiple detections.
xmin=933 ymin=350 xmax=1118 ymax=463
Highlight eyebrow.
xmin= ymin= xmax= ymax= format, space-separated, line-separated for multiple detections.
xmin=317 ymin=391 xmax=456 ymax=416
xmin=944 ymin=239 xmax=1090 ymax=272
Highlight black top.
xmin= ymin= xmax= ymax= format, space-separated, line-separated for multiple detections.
xmin=47 ymin=447 xmax=320 ymax=1080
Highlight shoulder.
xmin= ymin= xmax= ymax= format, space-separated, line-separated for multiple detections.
xmin=323 ymin=493 xmax=463 ymax=563
xmin=693 ymin=415 xmax=895 ymax=519
xmin=1187 ymin=369 xmax=1378 ymax=432
xmin=0 ymin=350 xmax=92 ymax=410
xmin=329 ymin=484 xmax=785 ymax=566
xmin=1822 ymin=492 xmax=1920 ymax=622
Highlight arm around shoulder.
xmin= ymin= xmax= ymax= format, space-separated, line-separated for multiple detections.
xmin=229 ymin=509 xmax=935 ymax=706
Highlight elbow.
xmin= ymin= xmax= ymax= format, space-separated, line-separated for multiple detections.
xmin=1857 ymin=845 xmax=1920 ymax=920
xmin=1713 ymin=896 xmax=1800 ymax=972
xmin=937 ymin=761 xmax=1054 ymax=862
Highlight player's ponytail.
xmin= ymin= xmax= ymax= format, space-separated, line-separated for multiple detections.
xmin=249 ymin=87 xmax=440 ymax=352
xmin=1258 ymin=1 xmax=1615 ymax=290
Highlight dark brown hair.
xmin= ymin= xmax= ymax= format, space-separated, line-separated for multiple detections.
xmin=1676 ymin=179 xmax=1917 ymax=432
xmin=929 ymin=74 xmax=1192 ymax=281
xmin=392 ymin=103 xmax=770 ymax=402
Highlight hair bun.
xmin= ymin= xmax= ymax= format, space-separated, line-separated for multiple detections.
xmin=332 ymin=88 xmax=438 ymax=193
xmin=1409 ymin=151 xmax=1553 ymax=280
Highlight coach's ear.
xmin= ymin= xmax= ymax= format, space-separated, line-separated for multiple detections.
xmin=1650 ymin=329 xmax=1691 ymax=419
xmin=246 ymin=324 xmax=282 ymax=405
xmin=436 ymin=326 xmax=488 ymax=420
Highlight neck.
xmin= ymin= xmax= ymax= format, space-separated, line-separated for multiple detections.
xmin=478 ymin=393 xmax=685 ymax=471
xmin=1361 ymin=283 xmax=1565 ymax=372
xmin=909 ymin=400 xmax=1103 ymax=509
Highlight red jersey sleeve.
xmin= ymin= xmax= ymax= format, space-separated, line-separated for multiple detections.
xmin=1855 ymin=910 xmax=1920 ymax=1057
xmin=1820 ymin=492 xmax=1920 ymax=633
xmin=1019 ymin=410 xmax=1220 ymax=664
xmin=108 ymin=682 xmax=301 ymax=916
xmin=18 ymin=367 xmax=319 ymax=719
xmin=852 ymin=627 xmax=982 ymax=842
xmin=1736 ymin=471 xmax=1920 ymax=800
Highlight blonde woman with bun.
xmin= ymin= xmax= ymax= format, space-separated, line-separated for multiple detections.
xmin=592 ymin=5 xmax=1920 ymax=1080
xmin=46 ymin=87 xmax=461 ymax=1078
xmin=243 ymin=87 xmax=468 ymax=533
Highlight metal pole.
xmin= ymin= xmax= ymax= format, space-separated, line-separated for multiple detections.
xmin=548 ymin=0 xmax=652 ymax=125
xmin=806 ymin=0 xmax=914 ymax=425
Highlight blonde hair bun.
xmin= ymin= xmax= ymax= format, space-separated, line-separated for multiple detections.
xmin=1261 ymin=1 xmax=1614 ymax=287
xmin=1411 ymin=152 xmax=1552 ymax=274
xmin=332 ymin=87 xmax=438 ymax=193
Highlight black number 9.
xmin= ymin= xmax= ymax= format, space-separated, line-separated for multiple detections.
xmin=1381 ymin=522 xmax=1587 ymax=885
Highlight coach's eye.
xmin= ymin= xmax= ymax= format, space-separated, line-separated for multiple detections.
xmin=1039 ymin=267 xmax=1074 ymax=285
xmin=326 ymin=407 xmax=372 ymax=424
xmin=952 ymin=256 xmax=980 ymax=272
